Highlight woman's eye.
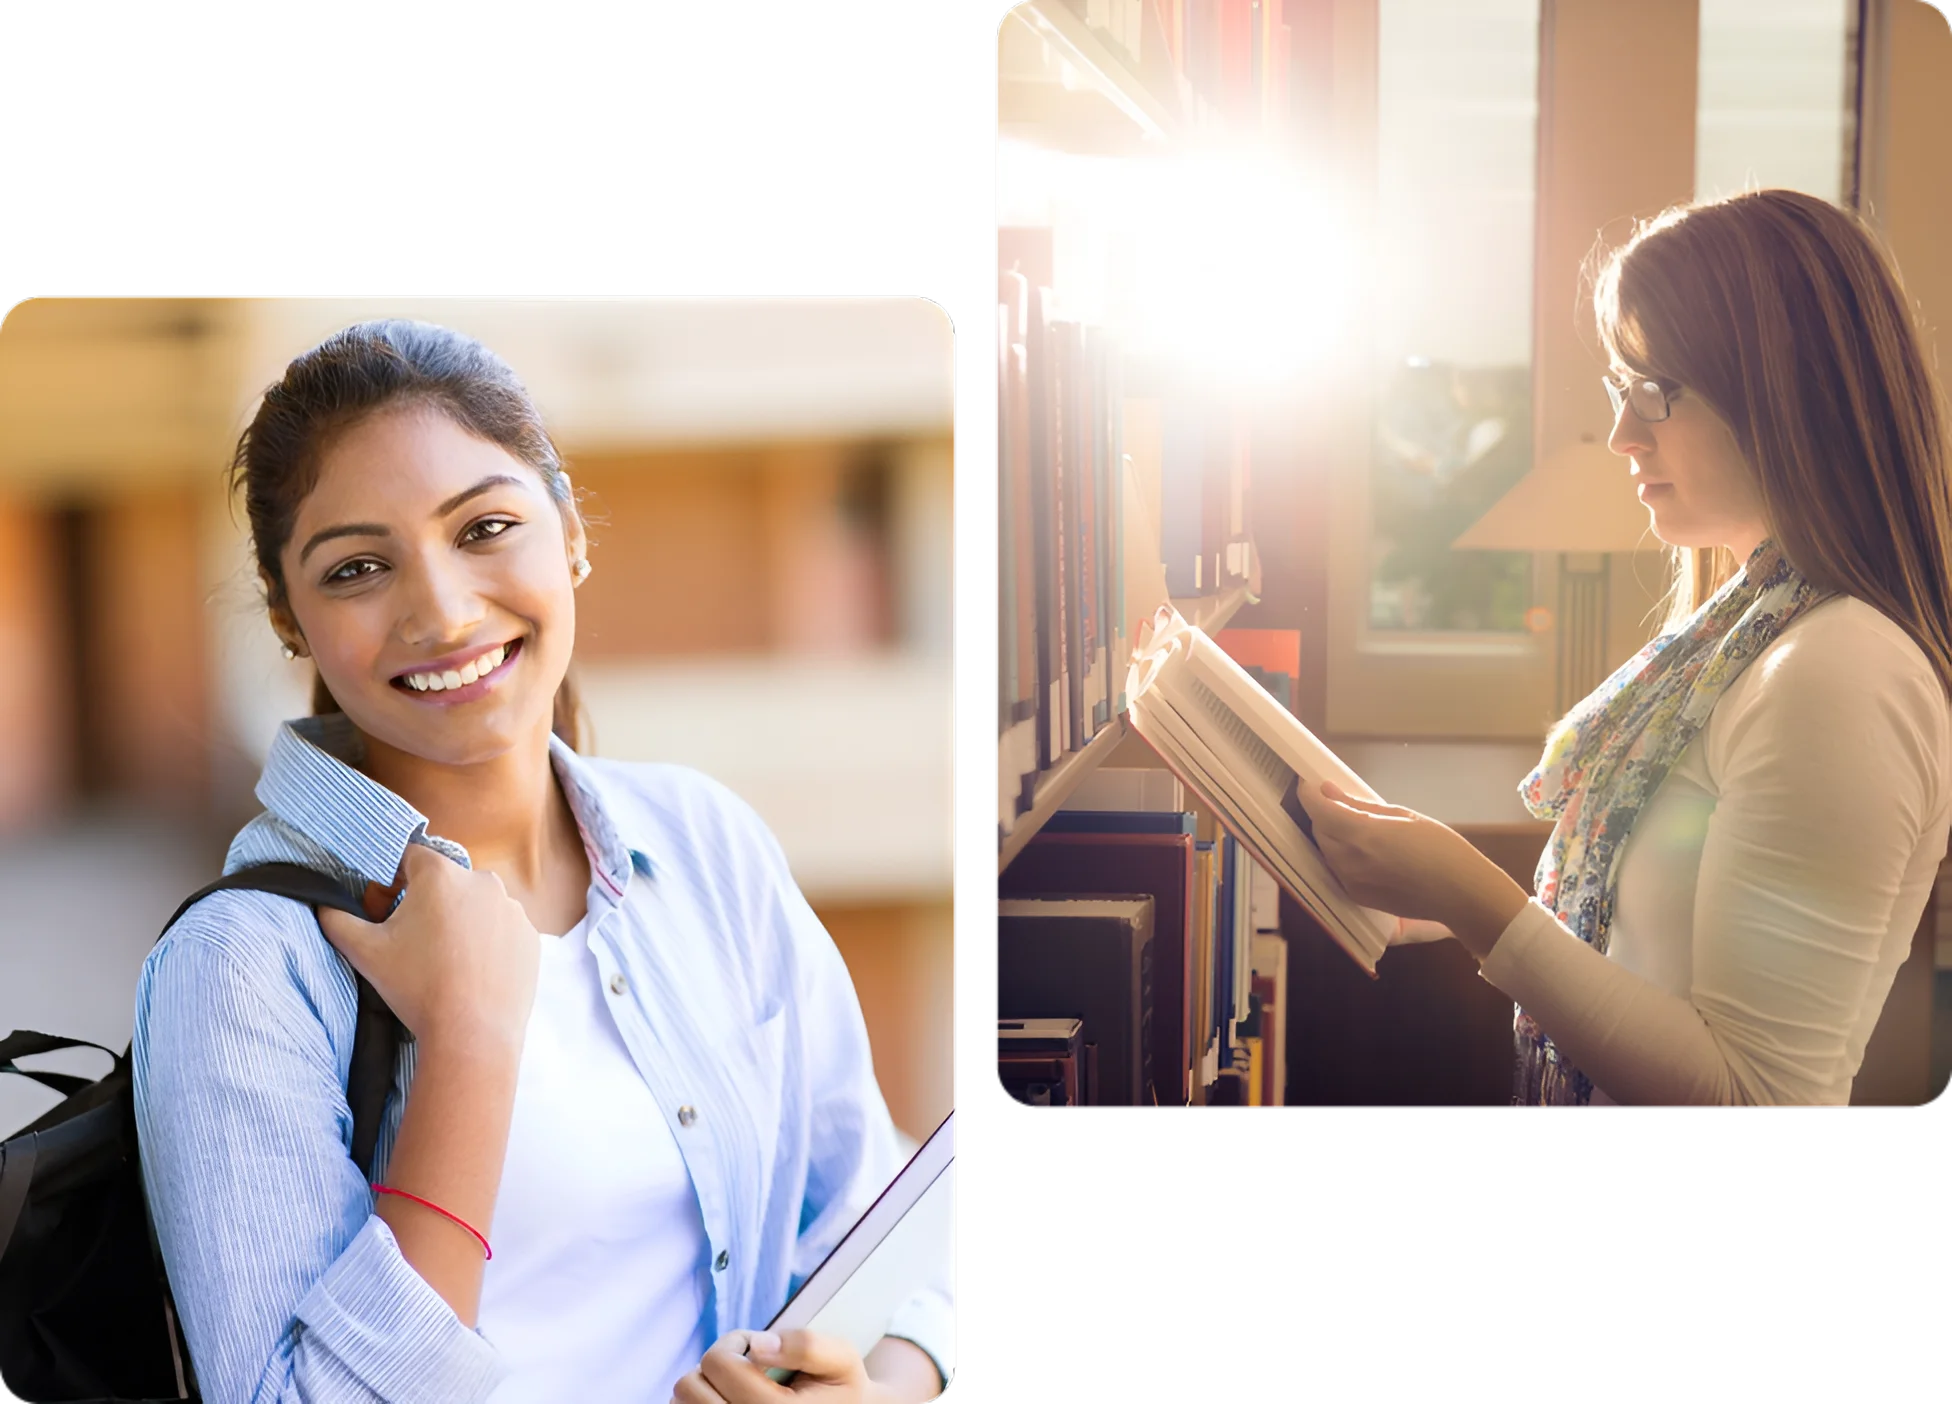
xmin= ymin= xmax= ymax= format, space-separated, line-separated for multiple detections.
xmin=324 ymin=519 xmax=515 ymax=585
xmin=465 ymin=518 xmax=516 ymax=544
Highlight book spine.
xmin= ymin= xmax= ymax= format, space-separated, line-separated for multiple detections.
xmin=1015 ymin=330 xmax=1046 ymax=753
xmin=1087 ymin=328 xmax=1111 ymax=731
xmin=1202 ymin=408 xmax=1228 ymax=597
xmin=1027 ymin=283 xmax=1061 ymax=772
xmin=1161 ymin=395 xmax=1204 ymax=597
xmin=1002 ymin=270 xmax=1041 ymax=770
xmin=1216 ymin=834 xmax=1234 ymax=1068
xmin=1109 ymin=350 xmax=1128 ymax=716
xmin=998 ymin=299 xmax=1018 ymax=834
xmin=1076 ymin=323 xmax=1102 ymax=736
xmin=1252 ymin=931 xmax=1287 ymax=1106
xmin=1051 ymin=307 xmax=1073 ymax=756
xmin=1186 ymin=839 xmax=1202 ymax=1085
xmin=1232 ymin=838 xmax=1251 ymax=1045
xmin=1231 ymin=416 xmax=1251 ymax=584
xmin=1056 ymin=320 xmax=1085 ymax=753
xmin=1138 ymin=931 xmax=1156 ymax=1106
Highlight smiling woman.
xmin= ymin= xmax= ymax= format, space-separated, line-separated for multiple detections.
xmin=129 ymin=321 xmax=950 ymax=1404
xmin=268 ymin=409 xmax=588 ymax=857
xmin=237 ymin=328 xmax=591 ymax=759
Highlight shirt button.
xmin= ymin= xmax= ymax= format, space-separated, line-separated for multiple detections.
xmin=608 ymin=972 xmax=628 ymax=995
xmin=714 ymin=1249 xmax=730 ymax=1272
xmin=677 ymin=1105 xmax=697 ymax=1128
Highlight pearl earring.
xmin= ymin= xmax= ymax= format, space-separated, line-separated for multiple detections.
xmin=280 ymin=643 xmax=297 ymax=661
xmin=571 ymin=557 xmax=592 ymax=585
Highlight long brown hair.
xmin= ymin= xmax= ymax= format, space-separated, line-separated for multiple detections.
xmin=227 ymin=319 xmax=589 ymax=749
xmin=1590 ymin=189 xmax=1952 ymax=696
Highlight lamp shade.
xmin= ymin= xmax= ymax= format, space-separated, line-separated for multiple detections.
xmin=1450 ymin=440 xmax=1659 ymax=553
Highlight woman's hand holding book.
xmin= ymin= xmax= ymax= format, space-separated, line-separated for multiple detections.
xmin=1292 ymin=779 xmax=1531 ymax=964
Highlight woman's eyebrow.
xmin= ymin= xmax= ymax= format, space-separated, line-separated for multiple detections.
xmin=297 ymin=473 xmax=529 ymax=565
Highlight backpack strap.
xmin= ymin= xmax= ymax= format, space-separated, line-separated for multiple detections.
xmin=165 ymin=863 xmax=404 ymax=1178
xmin=0 ymin=1031 xmax=117 ymax=1097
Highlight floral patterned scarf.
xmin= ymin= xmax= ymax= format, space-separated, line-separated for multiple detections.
xmin=1513 ymin=538 xmax=1829 ymax=1104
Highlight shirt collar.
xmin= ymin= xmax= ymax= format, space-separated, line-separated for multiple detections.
xmin=257 ymin=714 xmax=651 ymax=897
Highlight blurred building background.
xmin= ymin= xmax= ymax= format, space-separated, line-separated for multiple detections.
xmin=0 ymin=297 xmax=953 ymax=1144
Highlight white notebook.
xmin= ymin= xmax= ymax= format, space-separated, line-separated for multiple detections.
xmin=763 ymin=1111 xmax=954 ymax=1380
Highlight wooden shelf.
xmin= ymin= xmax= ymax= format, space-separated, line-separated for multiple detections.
xmin=1019 ymin=3 xmax=1176 ymax=137
xmin=998 ymin=716 xmax=1131 ymax=873
xmin=1172 ymin=539 xmax=1261 ymax=635
xmin=1175 ymin=582 xmax=1252 ymax=635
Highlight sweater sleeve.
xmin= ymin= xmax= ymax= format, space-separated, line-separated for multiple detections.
xmin=1477 ymin=615 xmax=1948 ymax=1105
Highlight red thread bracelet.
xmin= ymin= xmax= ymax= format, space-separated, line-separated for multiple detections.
xmin=372 ymin=1184 xmax=493 ymax=1261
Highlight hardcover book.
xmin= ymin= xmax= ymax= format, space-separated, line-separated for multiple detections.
xmin=1000 ymin=832 xmax=1194 ymax=1105
xmin=999 ymin=1017 xmax=1086 ymax=1107
xmin=998 ymin=896 xmax=1156 ymax=1107
xmin=766 ymin=1112 xmax=953 ymax=1379
xmin=1125 ymin=605 xmax=1397 ymax=974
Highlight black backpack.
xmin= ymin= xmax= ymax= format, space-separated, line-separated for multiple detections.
xmin=0 ymin=863 xmax=404 ymax=1403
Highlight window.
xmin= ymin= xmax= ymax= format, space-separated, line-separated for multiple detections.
xmin=1696 ymin=0 xmax=1855 ymax=205
xmin=1368 ymin=0 xmax=1542 ymax=635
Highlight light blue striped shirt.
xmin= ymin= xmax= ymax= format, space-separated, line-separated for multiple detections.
xmin=131 ymin=714 xmax=950 ymax=1403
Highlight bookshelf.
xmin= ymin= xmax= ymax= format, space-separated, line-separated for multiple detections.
xmin=1003 ymin=2 xmax=1178 ymax=145
xmin=997 ymin=1 xmax=1305 ymax=1107
xmin=999 ymin=0 xmax=1289 ymax=860
xmin=996 ymin=524 xmax=1254 ymax=875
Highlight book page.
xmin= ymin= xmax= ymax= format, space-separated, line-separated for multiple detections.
xmin=1134 ymin=689 xmax=1384 ymax=970
xmin=1127 ymin=608 xmax=1395 ymax=971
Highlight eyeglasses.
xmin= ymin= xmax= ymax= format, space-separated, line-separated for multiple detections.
xmin=1603 ymin=374 xmax=1675 ymax=423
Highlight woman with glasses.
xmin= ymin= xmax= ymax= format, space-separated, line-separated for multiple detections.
xmin=1297 ymin=188 xmax=1952 ymax=1105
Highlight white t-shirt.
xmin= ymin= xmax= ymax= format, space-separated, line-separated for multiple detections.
xmin=1480 ymin=594 xmax=1951 ymax=1104
xmin=478 ymin=911 xmax=713 ymax=1400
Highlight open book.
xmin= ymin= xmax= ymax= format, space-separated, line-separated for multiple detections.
xmin=1125 ymin=606 xmax=1396 ymax=975
xmin=763 ymin=1111 xmax=953 ymax=1381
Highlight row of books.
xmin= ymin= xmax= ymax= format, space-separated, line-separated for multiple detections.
xmin=998 ymin=263 xmax=1128 ymax=834
xmin=997 ymin=766 xmax=1291 ymax=1105
xmin=1062 ymin=1 xmax=1297 ymax=137
xmin=1166 ymin=631 xmax=1295 ymax=1108
xmin=1162 ymin=0 xmax=1295 ymax=134
xmin=1135 ymin=392 xmax=1256 ymax=602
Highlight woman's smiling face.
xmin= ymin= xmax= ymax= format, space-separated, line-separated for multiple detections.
xmin=273 ymin=403 xmax=584 ymax=767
